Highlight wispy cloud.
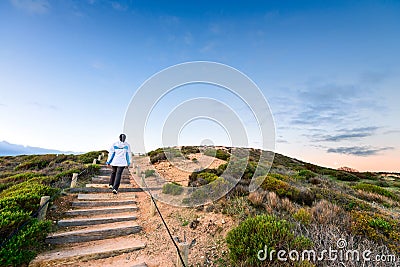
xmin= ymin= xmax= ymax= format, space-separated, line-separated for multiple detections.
xmin=28 ymin=102 xmax=58 ymax=110
xmin=313 ymin=126 xmax=380 ymax=142
xmin=359 ymin=70 xmax=388 ymax=85
xmin=200 ymin=41 xmax=216 ymax=53
xmin=327 ymin=146 xmax=394 ymax=156
xmin=111 ymin=1 xmax=128 ymax=11
xmin=384 ymin=129 xmax=400 ymax=135
xmin=183 ymin=32 xmax=193 ymax=45
xmin=159 ymin=15 xmax=180 ymax=26
xmin=91 ymin=60 xmax=105 ymax=70
xmin=10 ymin=0 xmax=50 ymax=14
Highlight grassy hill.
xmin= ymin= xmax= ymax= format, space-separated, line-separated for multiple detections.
xmin=148 ymin=146 xmax=400 ymax=266
xmin=0 ymin=151 xmax=103 ymax=266
xmin=1 ymin=147 xmax=399 ymax=266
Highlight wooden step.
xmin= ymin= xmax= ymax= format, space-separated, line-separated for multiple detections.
xmin=71 ymin=199 xmax=136 ymax=207
xmin=65 ymin=205 xmax=138 ymax=216
xmin=77 ymin=193 xmax=137 ymax=201
xmin=30 ymin=236 xmax=146 ymax=266
xmin=86 ymin=183 xmax=133 ymax=188
xmin=46 ymin=222 xmax=142 ymax=244
xmin=58 ymin=214 xmax=137 ymax=227
xmin=91 ymin=177 xmax=131 ymax=184
xmin=70 ymin=187 xmax=141 ymax=193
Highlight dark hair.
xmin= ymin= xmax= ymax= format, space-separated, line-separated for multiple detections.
xmin=119 ymin=134 xmax=126 ymax=142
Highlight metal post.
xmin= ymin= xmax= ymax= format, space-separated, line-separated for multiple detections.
xmin=70 ymin=173 xmax=78 ymax=188
xmin=38 ymin=196 xmax=50 ymax=221
xmin=176 ymin=242 xmax=189 ymax=267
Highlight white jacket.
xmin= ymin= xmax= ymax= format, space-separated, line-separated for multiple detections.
xmin=106 ymin=141 xmax=132 ymax=167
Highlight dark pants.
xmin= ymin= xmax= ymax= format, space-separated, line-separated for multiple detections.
xmin=109 ymin=166 xmax=125 ymax=190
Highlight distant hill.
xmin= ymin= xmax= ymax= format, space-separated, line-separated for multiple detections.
xmin=0 ymin=141 xmax=77 ymax=156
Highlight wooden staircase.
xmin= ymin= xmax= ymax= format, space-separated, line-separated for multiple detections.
xmin=29 ymin=166 xmax=147 ymax=267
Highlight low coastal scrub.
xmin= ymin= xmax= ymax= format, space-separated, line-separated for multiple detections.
xmin=0 ymin=151 xmax=102 ymax=266
xmin=226 ymin=214 xmax=312 ymax=266
xmin=162 ymin=182 xmax=183 ymax=195
xmin=146 ymin=146 xmax=400 ymax=265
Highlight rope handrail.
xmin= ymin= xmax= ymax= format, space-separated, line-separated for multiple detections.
xmin=135 ymin=166 xmax=187 ymax=267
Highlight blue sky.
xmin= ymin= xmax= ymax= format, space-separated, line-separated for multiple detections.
xmin=0 ymin=0 xmax=399 ymax=171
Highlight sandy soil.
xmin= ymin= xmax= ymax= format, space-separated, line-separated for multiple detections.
xmin=153 ymin=153 xmax=226 ymax=186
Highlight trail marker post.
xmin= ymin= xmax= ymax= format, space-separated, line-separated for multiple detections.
xmin=177 ymin=242 xmax=189 ymax=267
xmin=70 ymin=173 xmax=78 ymax=188
xmin=38 ymin=196 xmax=50 ymax=221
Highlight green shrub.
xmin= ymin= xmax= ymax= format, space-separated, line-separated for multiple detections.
xmin=376 ymin=180 xmax=390 ymax=187
xmin=197 ymin=172 xmax=218 ymax=183
xmin=148 ymin=148 xmax=182 ymax=164
xmin=145 ymin=169 xmax=156 ymax=177
xmin=269 ymin=173 xmax=291 ymax=182
xmin=226 ymin=214 xmax=312 ymax=266
xmin=86 ymin=163 xmax=100 ymax=175
xmin=0 ymin=180 xmax=58 ymax=199
xmin=312 ymin=187 xmax=371 ymax=211
xmin=353 ymin=183 xmax=399 ymax=201
xmin=0 ymin=182 xmax=13 ymax=193
xmin=297 ymin=170 xmax=316 ymax=180
xmin=335 ymin=171 xmax=359 ymax=181
xmin=0 ymin=172 xmax=42 ymax=184
xmin=369 ymin=217 xmax=392 ymax=231
xmin=0 ymin=210 xmax=30 ymax=238
xmin=293 ymin=208 xmax=312 ymax=225
xmin=204 ymin=149 xmax=230 ymax=161
xmin=77 ymin=151 xmax=103 ymax=164
xmin=351 ymin=211 xmax=400 ymax=253
xmin=14 ymin=155 xmax=57 ymax=171
xmin=53 ymin=168 xmax=80 ymax=178
xmin=162 ymin=182 xmax=183 ymax=195
xmin=183 ymin=178 xmax=231 ymax=206
xmin=260 ymin=175 xmax=292 ymax=197
xmin=0 ymin=219 xmax=52 ymax=266
xmin=181 ymin=146 xmax=200 ymax=155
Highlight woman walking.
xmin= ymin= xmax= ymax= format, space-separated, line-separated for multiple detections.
xmin=106 ymin=134 xmax=132 ymax=194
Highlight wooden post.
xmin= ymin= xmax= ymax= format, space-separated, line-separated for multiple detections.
xmin=141 ymin=173 xmax=145 ymax=187
xmin=38 ymin=196 xmax=50 ymax=221
xmin=92 ymin=159 xmax=97 ymax=164
xmin=176 ymin=242 xmax=189 ymax=267
xmin=98 ymin=155 xmax=102 ymax=161
xmin=150 ymin=197 xmax=156 ymax=216
xmin=70 ymin=173 xmax=78 ymax=188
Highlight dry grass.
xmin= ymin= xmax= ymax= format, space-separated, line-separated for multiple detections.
xmin=311 ymin=199 xmax=349 ymax=226
xmin=355 ymin=189 xmax=399 ymax=207
xmin=248 ymin=190 xmax=266 ymax=207
xmin=281 ymin=197 xmax=295 ymax=213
